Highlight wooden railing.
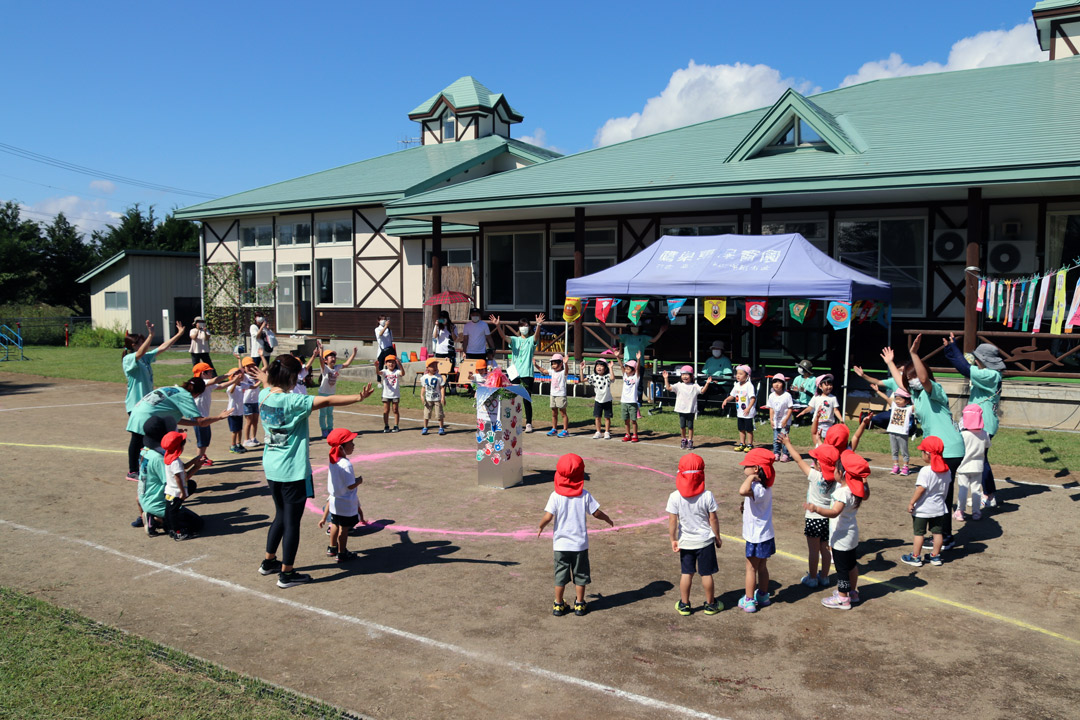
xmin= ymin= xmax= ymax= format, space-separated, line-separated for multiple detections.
xmin=902 ymin=329 xmax=1080 ymax=379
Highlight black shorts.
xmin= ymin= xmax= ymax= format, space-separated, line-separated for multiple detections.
xmin=679 ymin=544 xmax=718 ymax=576
xmin=804 ymin=517 xmax=829 ymax=541
xmin=678 ymin=412 xmax=695 ymax=429
xmin=331 ymin=513 xmax=359 ymax=529
xmin=737 ymin=417 xmax=755 ymax=433
xmin=593 ymin=401 xmax=613 ymax=419
xmin=553 ymin=550 xmax=591 ymax=587
xmin=227 ymin=415 xmax=243 ymax=433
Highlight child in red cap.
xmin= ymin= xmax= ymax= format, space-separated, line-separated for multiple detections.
xmin=161 ymin=430 xmax=205 ymax=541
xmin=805 ymin=450 xmax=870 ymax=610
xmin=537 ymin=454 xmax=614 ymax=616
xmin=781 ymin=435 xmax=837 ymax=588
xmin=902 ymin=436 xmax=951 ymax=568
xmin=666 ymin=454 xmax=722 ymax=616
xmin=737 ymin=448 xmax=777 ymax=612
xmin=320 ymin=428 xmax=364 ymax=562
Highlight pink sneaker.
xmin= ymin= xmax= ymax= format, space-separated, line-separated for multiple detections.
xmin=780 ymin=454 xmax=792 ymax=463
xmin=900 ymin=465 xmax=910 ymax=476
xmin=952 ymin=509 xmax=965 ymax=522
xmin=821 ymin=591 xmax=851 ymax=610
xmin=773 ymin=452 xmax=781 ymax=461
xmin=891 ymin=464 xmax=900 ymax=475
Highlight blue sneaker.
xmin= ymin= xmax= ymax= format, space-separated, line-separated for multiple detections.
xmin=737 ymin=596 xmax=757 ymax=613
xmin=928 ymin=554 xmax=944 ymax=566
xmin=557 ymin=430 xmax=569 ymax=438
xmin=421 ymin=428 xmax=429 ymax=436
xmin=754 ymin=590 xmax=771 ymax=607
xmin=546 ymin=428 xmax=558 ymax=436
xmin=901 ymin=553 xmax=924 ymax=567
xmin=438 ymin=427 xmax=446 ymax=435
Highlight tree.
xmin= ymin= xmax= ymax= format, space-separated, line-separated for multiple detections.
xmin=91 ymin=204 xmax=158 ymax=259
xmin=40 ymin=212 xmax=96 ymax=313
xmin=0 ymin=201 xmax=45 ymax=305
xmin=154 ymin=211 xmax=200 ymax=253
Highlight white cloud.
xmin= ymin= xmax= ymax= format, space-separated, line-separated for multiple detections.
xmin=840 ymin=20 xmax=1046 ymax=87
xmin=19 ymin=195 xmax=122 ymax=237
xmin=89 ymin=179 xmax=116 ymax=194
xmin=518 ymin=128 xmax=564 ymax=154
xmin=594 ymin=61 xmax=817 ymax=146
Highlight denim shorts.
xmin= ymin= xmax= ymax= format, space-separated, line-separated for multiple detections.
xmin=745 ymin=537 xmax=776 ymax=559
xmin=243 ymin=402 xmax=259 ymax=416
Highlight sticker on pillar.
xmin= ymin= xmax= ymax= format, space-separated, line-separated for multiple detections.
xmin=492 ymin=455 xmax=501 ymax=465
xmin=826 ymin=301 xmax=852 ymax=330
xmin=476 ymin=450 xmax=484 ymax=462
xmin=563 ymin=297 xmax=583 ymax=323
xmin=703 ymin=298 xmax=727 ymax=325
xmin=494 ymin=442 xmax=503 ymax=452
xmin=746 ymin=299 xmax=767 ymax=327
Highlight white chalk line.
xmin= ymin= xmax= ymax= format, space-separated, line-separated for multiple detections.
xmin=0 ymin=400 xmax=125 ymax=412
xmin=132 ymin=553 xmax=210 ymax=580
xmin=0 ymin=519 xmax=729 ymax=720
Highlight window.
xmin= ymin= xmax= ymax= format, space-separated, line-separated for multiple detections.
xmin=550 ymin=257 xmax=614 ymax=316
xmin=443 ymin=112 xmax=456 ymax=141
xmin=277 ymin=219 xmax=311 ymax=246
xmin=425 ymin=248 xmax=473 ymax=266
xmin=241 ymin=261 xmax=273 ymax=304
xmin=487 ymin=232 xmax=543 ymax=308
xmin=240 ymin=223 xmax=273 ymax=248
xmin=661 ymin=224 xmax=737 ymax=237
xmin=104 ymin=291 xmax=128 ymax=310
xmin=550 ymin=229 xmax=616 ymax=245
xmin=1047 ymin=212 xmax=1080 ymax=269
xmin=757 ymin=220 xmax=828 ymax=252
xmin=316 ymin=218 xmax=351 ymax=244
xmin=316 ymin=258 xmax=353 ymax=305
xmin=835 ymin=218 xmax=926 ymax=315
xmin=767 ymin=118 xmax=827 ymax=149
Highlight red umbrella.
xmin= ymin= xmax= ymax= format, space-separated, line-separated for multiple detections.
xmin=423 ymin=291 xmax=472 ymax=306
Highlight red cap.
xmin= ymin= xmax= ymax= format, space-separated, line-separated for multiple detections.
xmin=917 ymin=436 xmax=949 ymax=473
xmin=740 ymin=447 xmax=776 ymax=487
xmin=808 ymin=444 xmax=840 ymax=481
xmin=840 ymin=450 xmax=870 ymax=497
xmin=554 ymin=453 xmax=585 ymax=497
xmin=192 ymin=362 xmax=213 ymax=376
xmin=675 ymin=453 xmax=705 ymax=498
xmin=162 ymin=431 xmax=187 ymax=465
xmin=824 ymin=424 xmax=850 ymax=452
xmin=327 ymin=428 xmax=357 ymax=463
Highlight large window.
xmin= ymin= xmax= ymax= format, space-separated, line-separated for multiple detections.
xmin=241 ymin=261 xmax=273 ymax=304
xmin=443 ymin=112 xmax=456 ymax=141
xmin=425 ymin=248 xmax=473 ymax=266
xmin=550 ymin=257 xmax=614 ymax=317
xmin=104 ymin=291 xmax=128 ymax=310
xmin=661 ymin=223 xmax=737 ymax=236
xmin=316 ymin=218 xmax=351 ymax=244
xmin=487 ymin=232 xmax=543 ymax=309
xmin=550 ymin=228 xmax=616 ymax=245
xmin=759 ymin=220 xmax=828 ymax=252
xmin=277 ymin=218 xmax=311 ymax=246
xmin=835 ymin=218 xmax=926 ymax=315
xmin=316 ymin=258 xmax=353 ymax=306
xmin=1047 ymin=212 xmax=1080 ymax=269
xmin=240 ymin=222 xmax=273 ymax=248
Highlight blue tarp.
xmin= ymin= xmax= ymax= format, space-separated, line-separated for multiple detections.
xmin=565 ymin=234 xmax=891 ymax=303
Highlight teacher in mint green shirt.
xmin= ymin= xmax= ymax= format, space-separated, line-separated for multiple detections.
xmin=121 ymin=319 xmax=187 ymax=479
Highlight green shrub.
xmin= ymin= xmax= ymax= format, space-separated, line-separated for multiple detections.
xmin=0 ymin=303 xmax=83 ymax=345
xmin=69 ymin=324 xmax=125 ymax=348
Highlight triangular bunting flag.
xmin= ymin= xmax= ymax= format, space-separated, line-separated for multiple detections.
xmin=745 ymin=299 xmax=767 ymax=327
xmin=627 ymin=299 xmax=648 ymax=326
xmin=789 ymin=300 xmax=810 ymax=324
xmin=826 ymin=301 xmax=852 ymax=330
xmin=875 ymin=303 xmax=892 ymax=329
xmin=562 ymin=297 xmax=583 ymax=323
xmin=594 ymin=298 xmax=615 ymax=324
xmin=666 ymin=298 xmax=688 ymax=321
xmin=703 ymin=298 xmax=727 ymax=325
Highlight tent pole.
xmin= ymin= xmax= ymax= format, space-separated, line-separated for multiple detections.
xmin=693 ymin=298 xmax=699 ymax=373
xmin=843 ymin=319 xmax=852 ymax=420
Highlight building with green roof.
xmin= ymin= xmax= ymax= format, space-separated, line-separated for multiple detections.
xmin=175 ymin=77 xmax=559 ymax=350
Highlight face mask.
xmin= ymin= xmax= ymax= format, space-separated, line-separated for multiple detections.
xmin=438 ymin=319 xmax=446 ymax=325
xmin=519 ymin=326 xmax=529 ymax=335
xmin=630 ymin=326 xmax=641 ymax=334
xmin=471 ymin=316 xmax=479 ymax=323
xmin=255 ymin=317 xmax=264 ymax=324
xmin=712 ymin=350 xmax=721 ymax=358
xmin=908 ymin=378 xmax=923 ymax=392
xmin=379 ymin=320 xmax=387 ymax=327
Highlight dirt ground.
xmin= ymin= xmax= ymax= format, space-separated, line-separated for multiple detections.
xmin=1 ymin=372 xmax=1078 ymax=720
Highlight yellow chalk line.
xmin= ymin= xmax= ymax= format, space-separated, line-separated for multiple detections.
xmin=2 ymin=441 xmax=1075 ymax=646
xmin=717 ymin=531 xmax=1078 ymax=646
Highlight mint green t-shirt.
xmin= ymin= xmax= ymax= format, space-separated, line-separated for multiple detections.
xmin=791 ymin=375 xmax=816 ymax=404
xmin=122 ymin=349 xmax=158 ymax=412
xmin=259 ymin=389 xmax=315 ymax=483
xmin=137 ymin=447 xmax=167 ymax=517
xmin=910 ymin=380 xmax=964 ymax=459
xmin=703 ymin=356 xmax=733 ymax=379
xmin=617 ymin=333 xmax=651 ymax=363
xmin=125 ymin=386 xmax=202 ymax=434
xmin=509 ymin=335 xmax=537 ymax=380
xmin=967 ymin=367 xmax=1002 ymax=437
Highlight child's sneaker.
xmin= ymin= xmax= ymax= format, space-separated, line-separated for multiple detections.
xmin=126 ymin=471 xmax=139 ymax=481
xmin=901 ymin=553 xmax=923 ymax=567
xmin=573 ymin=601 xmax=588 ymax=616
xmin=972 ymin=510 xmax=982 ymax=521
xmin=891 ymin=464 xmax=900 ymax=475
xmin=546 ymin=428 xmax=558 ymax=436
xmin=622 ymin=433 xmax=631 ymax=442
xmin=557 ymin=430 xmax=569 ymax=438
xmin=336 ymin=550 xmax=355 ymax=563
xmin=817 ymin=574 xmax=831 ymax=587
xmin=742 ymin=444 xmax=753 ymax=452
xmin=171 ymin=531 xmax=193 ymax=542
xmin=438 ymin=427 xmax=446 ymax=436
xmin=276 ymin=570 xmax=312 ymax=588
xmin=800 ymin=574 xmax=819 ymax=588
xmin=928 ymin=554 xmax=944 ymax=566
xmin=230 ymin=445 xmax=242 ymax=454
xmin=702 ymin=600 xmax=721 ymax=615
xmin=687 ymin=440 xmax=694 ymax=450
xmin=421 ymin=427 xmax=429 ymax=435
xmin=525 ymin=423 xmax=533 ymax=433
xmin=200 ymin=457 xmax=213 ymax=467
xmin=631 ymin=434 xmax=640 ymax=443
xmin=392 ymin=426 xmax=399 ymax=433
xmin=592 ymin=431 xmax=602 ymax=439
xmin=821 ymin=591 xmax=851 ymax=610
xmin=849 ymin=590 xmax=861 ymax=605
xmin=737 ymin=596 xmax=757 ymax=613
xmin=952 ymin=509 xmax=965 ymax=522
xmin=680 ymin=439 xmax=688 ymax=449
xmin=603 ymin=431 xmax=611 ymax=440
xmin=131 ymin=516 xmax=144 ymax=528
xmin=780 ymin=454 xmax=792 ymax=463
xmin=321 ymin=430 xmax=330 ymax=439
xmin=773 ymin=451 xmax=781 ymax=461
xmin=733 ymin=443 xmax=745 ymax=452
xmin=754 ymin=590 xmax=771 ymax=607
xmin=675 ymin=600 xmax=692 ymax=616
xmin=900 ymin=465 xmax=910 ymax=476
xmin=383 ymin=426 xmax=391 ymax=433
xmin=326 ymin=545 xmax=338 ymax=557
xmin=258 ymin=558 xmax=281 ymax=576
xmin=552 ymin=601 xmax=569 ymax=617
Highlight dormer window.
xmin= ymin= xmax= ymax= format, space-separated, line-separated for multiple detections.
xmin=770 ymin=118 xmax=825 ymax=148
xmin=443 ymin=112 xmax=456 ymax=142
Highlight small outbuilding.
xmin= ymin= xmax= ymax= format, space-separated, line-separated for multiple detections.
xmin=77 ymin=249 xmax=201 ymax=341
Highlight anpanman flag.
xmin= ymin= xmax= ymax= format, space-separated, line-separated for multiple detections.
xmin=562 ymin=297 xmax=582 ymax=323
xmin=826 ymin=301 xmax=852 ymax=330
xmin=703 ymin=298 xmax=727 ymax=325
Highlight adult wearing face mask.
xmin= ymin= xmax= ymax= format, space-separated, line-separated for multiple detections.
xmin=882 ymin=334 xmax=964 ymax=551
xmin=249 ymin=314 xmax=267 ymax=362
xmin=702 ymin=340 xmax=733 ymax=380
xmin=431 ymin=310 xmax=457 ymax=369
xmin=614 ymin=321 xmax=667 ymax=364
xmin=375 ymin=315 xmax=394 ymax=371
xmin=490 ymin=313 xmax=545 ymax=433
xmin=460 ymin=308 xmax=492 ymax=361
xmin=189 ymin=316 xmax=214 ymax=371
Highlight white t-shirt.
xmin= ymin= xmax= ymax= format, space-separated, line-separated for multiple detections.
xmin=828 ymin=484 xmax=860 ymax=551
xmin=666 ymin=489 xmax=718 ymax=550
xmin=804 ymin=469 xmax=834 ymax=519
xmin=673 ymin=382 xmax=703 ymax=414
xmin=550 ymin=368 xmax=567 ymax=397
xmin=461 ymin=320 xmax=490 ymax=354
xmin=886 ymin=402 xmax=915 ymax=436
xmin=375 ymin=325 xmax=393 ymax=350
xmin=913 ymin=466 xmax=950 ymax=517
xmin=958 ymin=428 xmax=991 ymax=474
xmin=433 ymin=326 xmax=456 ymax=354
xmin=585 ymin=373 xmax=612 ymax=403
xmin=328 ymin=457 xmax=359 ymax=517
xmin=620 ymin=373 xmax=640 ymax=404
xmin=249 ymin=323 xmax=261 ymax=358
xmin=292 ymin=367 xmax=309 ymax=395
xmin=809 ymin=395 xmax=839 ymax=430
xmin=380 ymin=368 xmax=403 ymax=400
xmin=421 ymin=373 xmax=445 ymax=402
xmin=194 ymin=382 xmax=218 ymax=416
xmin=241 ymin=377 xmax=261 ymax=405
xmin=767 ymin=391 xmax=794 ymax=429
xmin=319 ymin=363 xmax=342 ymax=395
xmin=729 ymin=380 xmax=757 ymax=420
xmin=189 ymin=328 xmax=209 ymax=354
xmin=741 ymin=482 xmax=774 ymax=543
xmin=226 ymin=381 xmax=247 ymax=416
xmin=164 ymin=458 xmax=186 ymax=498
xmin=543 ymin=489 xmax=600 ymax=552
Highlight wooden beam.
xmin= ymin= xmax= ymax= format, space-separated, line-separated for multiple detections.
xmin=963 ymin=187 xmax=982 ymax=353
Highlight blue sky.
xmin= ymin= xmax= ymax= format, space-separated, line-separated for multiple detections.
xmin=1 ymin=0 xmax=1044 ymax=235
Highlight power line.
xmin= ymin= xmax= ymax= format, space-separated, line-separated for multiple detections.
xmin=14 ymin=205 xmax=116 ymax=228
xmin=0 ymin=142 xmax=219 ymax=199
xmin=0 ymin=172 xmax=146 ymax=206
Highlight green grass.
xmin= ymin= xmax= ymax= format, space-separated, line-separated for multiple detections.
xmin=0 ymin=587 xmax=362 ymax=720
xmin=1 ymin=346 xmax=1074 ymax=474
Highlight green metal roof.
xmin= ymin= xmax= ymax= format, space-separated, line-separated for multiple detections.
xmin=724 ymin=88 xmax=863 ymax=162
xmin=175 ymin=136 xmax=559 ymax=220
xmin=1033 ymin=0 xmax=1080 ymax=11
xmin=409 ymin=76 xmax=522 ymax=121
xmin=388 ymin=58 xmax=1080 ymax=219
xmin=77 ymin=249 xmax=198 ymax=284
xmin=383 ymin=218 xmax=478 ymax=237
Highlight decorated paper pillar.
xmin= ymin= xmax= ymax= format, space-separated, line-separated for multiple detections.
xmin=475 ymin=380 xmax=529 ymax=489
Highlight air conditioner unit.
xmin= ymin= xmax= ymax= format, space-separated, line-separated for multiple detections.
xmin=932 ymin=229 xmax=966 ymax=262
xmin=987 ymin=239 xmax=1036 ymax=274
